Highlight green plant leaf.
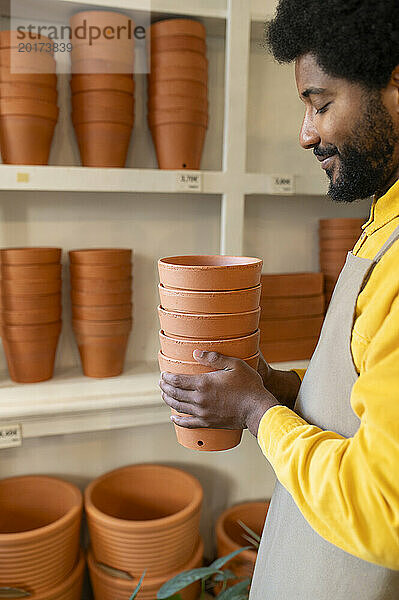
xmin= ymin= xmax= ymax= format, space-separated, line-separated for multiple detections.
xmin=129 ymin=571 xmax=146 ymax=600
xmin=240 ymin=533 xmax=259 ymax=550
xmin=157 ymin=567 xmax=224 ymax=599
xmin=216 ymin=578 xmax=251 ymax=600
xmin=237 ymin=520 xmax=261 ymax=543
xmin=213 ymin=569 xmax=237 ymax=582
xmin=209 ymin=547 xmax=252 ymax=570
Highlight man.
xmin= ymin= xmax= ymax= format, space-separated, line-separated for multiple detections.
xmin=159 ymin=1 xmax=399 ymax=597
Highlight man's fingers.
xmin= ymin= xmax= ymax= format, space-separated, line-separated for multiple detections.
xmin=161 ymin=371 xmax=199 ymax=390
xmin=170 ymin=414 xmax=208 ymax=429
xmin=159 ymin=380 xmax=197 ymax=403
xmin=161 ymin=392 xmax=199 ymax=417
xmin=192 ymin=350 xmax=238 ymax=370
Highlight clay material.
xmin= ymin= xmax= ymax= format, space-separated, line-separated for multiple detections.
xmin=70 ymin=264 xmax=131 ymax=280
xmin=1 ymin=263 xmax=61 ymax=280
xmin=71 ymin=290 xmax=131 ymax=306
xmin=70 ymin=11 xmax=134 ymax=45
xmin=72 ymin=103 xmax=134 ymax=125
xmin=71 ymin=43 xmax=134 ymax=67
xmin=84 ymin=464 xmax=203 ymax=577
xmin=158 ymin=255 xmax=263 ymax=291
xmin=151 ymin=122 xmax=206 ymax=170
xmin=260 ymin=337 xmax=319 ymax=363
xmin=0 ymin=67 xmax=57 ymax=87
xmin=72 ymin=318 xmax=132 ymax=336
xmin=0 ymin=96 xmax=58 ymax=118
xmin=158 ymin=306 xmax=261 ymax=339
xmin=72 ymin=90 xmax=134 ymax=114
xmin=69 ymin=248 xmax=132 ymax=265
xmin=0 ymin=247 xmax=61 ymax=264
xmin=0 ymin=115 xmax=57 ymax=165
xmin=319 ymin=218 xmax=366 ymax=229
xmin=2 ymin=292 xmax=61 ymax=311
xmin=2 ymin=306 xmax=61 ymax=325
xmin=159 ymin=329 xmax=260 ymax=361
xmin=260 ymin=272 xmax=323 ymax=298
xmin=0 ymin=31 xmax=55 ymax=51
xmin=151 ymin=51 xmax=207 ymax=71
xmin=150 ymin=19 xmax=206 ymax=39
xmin=72 ymin=303 xmax=132 ymax=321
xmin=150 ymin=35 xmax=206 ymax=54
xmin=0 ymin=82 xmax=58 ymax=103
xmin=260 ymin=295 xmax=325 ymax=319
xmin=260 ymin=315 xmax=324 ymax=342
xmin=1 ymin=278 xmax=62 ymax=295
xmin=319 ymin=228 xmax=362 ymax=241
xmin=73 ymin=122 xmax=133 ymax=168
xmin=159 ymin=350 xmax=259 ymax=373
xmin=0 ymin=475 xmax=82 ymax=594
xmin=74 ymin=332 xmax=130 ymax=378
xmin=148 ymin=94 xmax=208 ymax=112
xmin=71 ymin=74 xmax=134 ymax=94
xmin=71 ymin=58 xmax=134 ymax=75
xmin=159 ymin=283 xmax=261 ymax=314
xmin=148 ymin=79 xmax=207 ymax=99
xmin=0 ymin=48 xmax=56 ymax=72
xmin=71 ymin=277 xmax=132 ymax=293
xmin=148 ymin=108 xmax=208 ymax=127
xmin=148 ymin=66 xmax=208 ymax=84
xmin=319 ymin=237 xmax=358 ymax=251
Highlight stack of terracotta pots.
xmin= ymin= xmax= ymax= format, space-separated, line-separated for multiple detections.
xmin=69 ymin=249 xmax=132 ymax=378
xmin=259 ymin=273 xmax=325 ymax=362
xmin=158 ymin=255 xmax=262 ymax=452
xmin=319 ymin=218 xmax=365 ymax=306
xmin=85 ymin=464 xmax=203 ymax=600
xmin=216 ymin=501 xmax=269 ymax=586
xmin=0 ymin=247 xmax=62 ymax=383
xmin=0 ymin=31 xmax=58 ymax=165
xmin=70 ymin=11 xmax=135 ymax=167
xmin=0 ymin=475 xmax=83 ymax=599
xmin=148 ymin=19 xmax=208 ymax=170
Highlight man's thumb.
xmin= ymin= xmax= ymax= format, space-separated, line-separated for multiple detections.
xmin=192 ymin=350 xmax=235 ymax=369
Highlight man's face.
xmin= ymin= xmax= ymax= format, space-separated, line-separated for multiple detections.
xmin=295 ymin=54 xmax=399 ymax=202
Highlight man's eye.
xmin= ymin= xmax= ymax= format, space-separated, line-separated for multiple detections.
xmin=316 ymin=103 xmax=331 ymax=115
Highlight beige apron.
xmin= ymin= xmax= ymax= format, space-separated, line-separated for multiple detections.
xmin=250 ymin=224 xmax=399 ymax=599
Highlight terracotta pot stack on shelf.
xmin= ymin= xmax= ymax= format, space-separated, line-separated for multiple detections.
xmin=0 ymin=31 xmax=58 ymax=165
xmin=0 ymin=475 xmax=84 ymax=599
xmin=158 ymin=255 xmax=262 ymax=452
xmin=70 ymin=11 xmax=135 ymax=167
xmin=147 ymin=18 xmax=209 ymax=170
xmin=69 ymin=249 xmax=133 ymax=378
xmin=215 ymin=501 xmax=269 ymax=586
xmin=85 ymin=464 xmax=203 ymax=600
xmin=319 ymin=218 xmax=365 ymax=306
xmin=259 ymin=273 xmax=325 ymax=363
xmin=0 ymin=247 xmax=62 ymax=383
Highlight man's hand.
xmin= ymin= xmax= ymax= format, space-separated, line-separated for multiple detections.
xmin=257 ymin=350 xmax=302 ymax=411
xmin=159 ymin=350 xmax=280 ymax=437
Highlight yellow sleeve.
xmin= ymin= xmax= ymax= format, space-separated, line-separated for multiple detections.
xmin=257 ymin=293 xmax=399 ymax=570
xmin=291 ymin=368 xmax=306 ymax=381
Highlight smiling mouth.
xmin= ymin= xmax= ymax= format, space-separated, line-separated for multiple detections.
xmin=319 ymin=155 xmax=337 ymax=170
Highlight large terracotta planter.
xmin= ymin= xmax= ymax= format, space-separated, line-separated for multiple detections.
xmin=87 ymin=539 xmax=203 ymax=600
xmin=0 ymin=247 xmax=61 ymax=264
xmin=159 ymin=329 xmax=260 ymax=361
xmin=1 ymin=263 xmax=61 ymax=280
xmin=0 ymin=475 xmax=82 ymax=594
xmin=260 ymin=295 xmax=325 ymax=319
xmin=260 ymin=272 xmax=323 ymax=297
xmin=148 ymin=66 xmax=208 ymax=84
xmin=158 ymin=256 xmax=263 ymax=291
xmin=0 ymin=82 xmax=58 ymax=103
xmin=159 ymin=283 xmax=261 ymax=314
xmin=72 ymin=304 xmax=132 ymax=321
xmin=84 ymin=464 xmax=203 ymax=578
xmin=216 ymin=502 xmax=269 ymax=581
xmin=150 ymin=19 xmax=206 ymax=39
xmin=70 ymin=263 xmax=131 ymax=280
xmin=158 ymin=351 xmax=259 ymax=374
xmin=71 ymin=74 xmax=134 ymax=94
xmin=69 ymin=248 xmax=132 ymax=265
xmin=260 ymin=315 xmax=324 ymax=342
xmin=0 ymin=115 xmax=57 ymax=165
xmin=150 ymin=122 xmax=206 ymax=170
xmin=71 ymin=277 xmax=131 ymax=293
xmin=71 ymin=290 xmax=131 ymax=306
xmin=151 ymin=51 xmax=207 ymax=71
xmin=148 ymin=79 xmax=207 ymax=99
xmin=150 ymin=35 xmax=206 ymax=54
xmin=260 ymin=337 xmax=319 ymax=363
xmin=73 ymin=122 xmax=133 ymax=168
xmin=158 ymin=306 xmax=260 ymax=339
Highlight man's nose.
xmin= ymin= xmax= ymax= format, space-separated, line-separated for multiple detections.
xmin=299 ymin=112 xmax=321 ymax=149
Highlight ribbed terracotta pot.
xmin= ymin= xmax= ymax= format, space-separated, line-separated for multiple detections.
xmin=2 ymin=305 xmax=61 ymax=325
xmin=148 ymin=79 xmax=207 ymax=99
xmin=71 ymin=43 xmax=134 ymax=66
xmin=0 ymin=247 xmax=61 ymax=264
xmin=87 ymin=539 xmax=203 ymax=600
xmin=319 ymin=237 xmax=358 ymax=251
xmin=148 ymin=108 xmax=208 ymax=127
xmin=69 ymin=248 xmax=132 ymax=265
xmin=1 ymin=263 xmax=61 ymax=280
xmin=71 ymin=290 xmax=131 ymax=306
xmin=321 ymin=265 xmax=344 ymax=279
xmin=148 ymin=66 xmax=208 ymax=84
xmin=0 ymin=67 xmax=57 ymax=87
xmin=0 ymin=31 xmax=55 ymax=51
xmin=319 ymin=218 xmax=365 ymax=229
xmin=0 ymin=82 xmax=58 ymax=103
xmin=0 ymin=98 xmax=58 ymax=120
xmin=1 ymin=278 xmax=62 ymax=295
xmin=260 ymin=272 xmax=323 ymax=297
xmin=84 ymin=464 xmax=203 ymax=578
xmin=72 ymin=303 xmax=132 ymax=321
xmin=1 ymin=292 xmax=61 ymax=311
xmin=72 ymin=103 xmax=134 ymax=125
xmin=0 ymin=48 xmax=56 ymax=72
xmin=159 ymin=283 xmax=261 ymax=314
xmin=151 ymin=51 xmax=207 ymax=71
xmin=159 ymin=329 xmax=260 ymax=361
xmin=70 ymin=264 xmax=131 ymax=280
xmin=71 ymin=74 xmax=134 ymax=94
xmin=216 ymin=502 xmax=269 ymax=582
xmin=320 ymin=249 xmax=349 ymax=265
xmin=0 ymin=115 xmax=57 ymax=165
xmin=260 ymin=337 xmax=319 ymax=363
xmin=319 ymin=228 xmax=362 ymax=241
xmin=159 ymin=351 xmax=259 ymax=373
xmin=260 ymin=295 xmax=325 ymax=319
xmin=72 ymin=90 xmax=134 ymax=114
xmin=71 ymin=277 xmax=132 ymax=293
xmin=148 ymin=94 xmax=208 ymax=112
xmin=150 ymin=35 xmax=206 ymax=54
xmin=159 ymin=256 xmax=263 ymax=291
xmin=0 ymin=475 xmax=82 ymax=594
xmin=260 ymin=315 xmax=324 ymax=342
xmin=71 ymin=58 xmax=134 ymax=75
xmin=150 ymin=122 xmax=206 ymax=170
xmin=150 ymin=19 xmax=206 ymax=39
xmin=73 ymin=122 xmax=133 ymax=168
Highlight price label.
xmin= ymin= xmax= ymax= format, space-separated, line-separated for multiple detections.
xmin=175 ymin=173 xmax=203 ymax=192
xmin=16 ymin=172 xmax=30 ymax=183
xmin=271 ymin=175 xmax=295 ymax=195
xmin=0 ymin=424 xmax=22 ymax=449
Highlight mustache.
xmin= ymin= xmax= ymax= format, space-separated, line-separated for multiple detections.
xmin=314 ymin=145 xmax=339 ymax=159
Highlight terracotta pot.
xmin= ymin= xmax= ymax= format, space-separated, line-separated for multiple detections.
xmin=148 ymin=94 xmax=208 ymax=113
xmin=72 ymin=318 xmax=132 ymax=336
xmin=260 ymin=337 xmax=319 ymax=363
xmin=159 ymin=255 xmax=263 ymax=291
xmin=71 ymin=290 xmax=131 ymax=306
xmin=31 ymin=550 xmax=85 ymax=600
xmin=0 ymin=82 xmax=58 ymax=103
xmin=2 ymin=319 xmax=62 ymax=342
xmin=71 ymin=74 xmax=134 ymax=94
xmin=324 ymin=274 xmax=339 ymax=288
xmin=260 ymin=315 xmax=324 ymax=342
xmin=150 ymin=35 xmax=206 ymax=54
xmin=1 ymin=292 xmax=61 ymax=311
xmin=151 ymin=51 xmax=207 ymax=71
xmin=84 ymin=464 xmax=203 ymax=577
xmin=87 ymin=539 xmax=203 ymax=600
xmin=159 ymin=350 xmax=259 ymax=373
xmin=260 ymin=295 xmax=325 ymax=319
xmin=74 ymin=332 xmax=130 ymax=377
xmin=319 ymin=237 xmax=358 ymax=251
xmin=159 ymin=329 xmax=260 ymax=361
xmin=148 ymin=79 xmax=207 ymax=99
xmin=216 ymin=502 xmax=269 ymax=582
xmin=148 ymin=108 xmax=208 ymax=127
xmin=0 ymin=247 xmax=61 ymax=264
xmin=319 ymin=218 xmax=366 ymax=229
xmin=1 ymin=278 xmax=62 ymax=295
xmin=72 ymin=103 xmax=134 ymax=125
xmin=159 ymin=283 xmax=261 ymax=314
xmin=70 ymin=11 xmax=134 ymax=44
xmin=0 ymin=31 xmax=55 ymax=51
xmin=260 ymin=272 xmax=323 ymax=298
xmin=0 ymin=67 xmax=57 ymax=87
xmin=0 ymin=48 xmax=56 ymax=72
xmin=71 ymin=58 xmax=134 ymax=75
xmin=150 ymin=19 xmax=206 ymax=39
xmin=151 ymin=122 xmax=206 ymax=170
xmin=319 ymin=249 xmax=349 ymax=263
xmin=0 ymin=475 xmax=82 ymax=593
xmin=321 ymin=266 xmax=343 ymax=279
xmin=158 ymin=306 xmax=261 ymax=339
xmin=71 ymin=43 xmax=134 ymax=66
xmin=72 ymin=90 xmax=134 ymax=114
xmin=73 ymin=122 xmax=133 ymax=168
xmin=70 ymin=263 xmax=131 ymax=280
xmin=72 ymin=303 xmax=132 ymax=321
xmin=2 ymin=305 xmax=61 ymax=325
xmin=1 ymin=263 xmax=61 ymax=280
xmin=0 ymin=115 xmax=57 ymax=165
xmin=71 ymin=276 xmax=132 ymax=293
xmin=320 ymin=259 xmax=347 ymax=273
xmin=69 ymin=248 xmax=132 ymax=265
xmin=148 ymin=66 xmax=208 ymax=84
xmin=319 ymin=228 xmax=362 ymax=241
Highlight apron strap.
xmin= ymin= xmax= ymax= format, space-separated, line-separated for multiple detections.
xmin=360 ymin=223 xmax=399 ymax=293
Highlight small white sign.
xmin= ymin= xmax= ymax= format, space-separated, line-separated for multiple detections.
xmin=0 ymin=424 xmax=22 ymax=449
xmin=175 ymin=173 xmax=203 ymax=192
xmin=271 ymin=175 xmax=295 ymax=195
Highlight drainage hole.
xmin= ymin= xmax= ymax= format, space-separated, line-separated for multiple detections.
xmin=182 ymin=163 xmax=187 ymax=168
xmin=197 ymin=440 xmax=204 ymax=447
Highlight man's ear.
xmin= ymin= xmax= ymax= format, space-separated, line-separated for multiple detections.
xmin=390 ymin=65 xmax=399 ymax=88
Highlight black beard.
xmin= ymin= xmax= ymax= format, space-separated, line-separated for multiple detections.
xmin=318 ymin=92 xmax=399 ymax=203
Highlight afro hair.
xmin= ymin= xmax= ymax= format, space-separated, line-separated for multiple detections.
xmin=265 ymin=0 xmax=399 ymax=89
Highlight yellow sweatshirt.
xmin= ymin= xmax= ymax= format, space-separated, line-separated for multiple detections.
xmin=257 ymin=178 xmax=399 ymax=570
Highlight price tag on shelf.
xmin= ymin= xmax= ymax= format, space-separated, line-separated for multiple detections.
xmin=271 ymin=175 xmax=295 ymax=195
xmin=175 ymin=173 xmax=203 ymax=192
xmin=0 ymin=424 xmax=22 ymax=449
xmin=16 ymin=172 xmax=30 ymax=183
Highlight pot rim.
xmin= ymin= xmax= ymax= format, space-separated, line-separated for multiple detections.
xmin=158 ymin=305 xmax=261 ymax=319
xmin=159 ymin=256 xmax=262 ymax=270
xmin=84 ymin=463 xmax=203 ymax=531
xmin=216 ymin=501 xmax=270 ymax=562
xmin=159 ymin=329 xmax=260 ymax=344
xmin=158 ymin=283 xmax=261 ymax=297
xmin=159 ymin=350 xmax=259 ymax=366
